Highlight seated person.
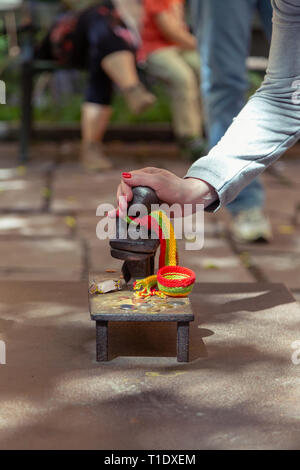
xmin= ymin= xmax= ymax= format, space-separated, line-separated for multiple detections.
xmin=36 ymin=0 xmax=156 ymax=171
xmin=138 ymin=0 xmax=205 ymax=159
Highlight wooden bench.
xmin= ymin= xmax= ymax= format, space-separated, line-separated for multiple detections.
xmin=89 ymin=287 xmax=194 ymax=363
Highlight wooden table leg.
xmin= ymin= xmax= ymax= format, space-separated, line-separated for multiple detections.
xmin=96 ymin=321 xmax=108 ymax=362
xmin=177 ymin=321 xmax=189 ymax=363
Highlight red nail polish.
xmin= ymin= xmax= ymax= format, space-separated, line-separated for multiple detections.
xmin=122 ymin=172 xmax=132 ymax=179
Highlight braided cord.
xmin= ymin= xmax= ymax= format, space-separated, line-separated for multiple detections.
xmin=126 ymin=210 xmax=195 ymax=298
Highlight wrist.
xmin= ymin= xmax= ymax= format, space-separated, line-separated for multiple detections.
xmin=182 ymin=178 xmax=218 ymax=208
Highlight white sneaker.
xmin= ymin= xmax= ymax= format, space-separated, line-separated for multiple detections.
xmin=231 ymin=208 xmax=272 ymax=243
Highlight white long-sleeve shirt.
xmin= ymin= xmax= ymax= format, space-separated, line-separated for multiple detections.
xmin=186 ymin=0 xmax=300 ymax=211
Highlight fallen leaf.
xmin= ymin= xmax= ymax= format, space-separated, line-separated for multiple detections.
xmin=41 ymin=188 xmax=51 ymax=198
xmin=65 ymin=216 xmax=76 ymax=228
xmin=203 ymin=263 xmax=219 ymax=270
xmin=278 ymin=225 xmax=295 ymax=235
xmin=17 ymin=165 xmax=27 ymax=176
xmin=145 ymin=371 xmax=185 ymax=378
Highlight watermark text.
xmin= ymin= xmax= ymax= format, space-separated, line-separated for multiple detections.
xmin=96 ymin=201 xmax=205 ymax=251
xmin=0 ymin=340 xmax=6 ymax=365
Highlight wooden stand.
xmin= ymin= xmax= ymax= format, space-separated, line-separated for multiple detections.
xmin=89 ymin=288 xmax=194 ymax=363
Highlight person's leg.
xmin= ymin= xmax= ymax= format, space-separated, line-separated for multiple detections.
xmin=80 ymin=11 xmax=155 ymax=170
xmin=257 ymin=0 xmax=273 ymax=40
xmin=191 ymin=0 xmax=270 ymax=241
xmin=179 ymin=49 xmax=203 ymax=120
xmin=147 ymin=47 xmax=202 ymax=139
xmin=228 ymin=0 xmax=272 ymax=221
xmin=191 ymin=0 xmax=255 ymax=148
xmin=81 ymin=62 xmax=114 ymax=171
xmin=179 ymin=49 xmax=205 ymax=158
xmin=101 ymin=50 xmax=140 ymax=90
xmin=81 ymin=103 xmax=113 ymax=171
xmin=85 ymin=9 xmax=155 ymax=115
xmin=101 ymin=50 xmax=156 ymax=114
xmin=179 ymin=50 xmax=201 ymax=83
xmin=81 ymin=103 xmax=112 ymax=143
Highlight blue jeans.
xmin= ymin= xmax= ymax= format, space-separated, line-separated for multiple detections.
xmin=191 ymin=0 xmax=273 ymax=215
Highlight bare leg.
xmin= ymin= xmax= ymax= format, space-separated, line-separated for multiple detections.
xmin=101 ymin=51 xmax=156 ymax=114
xmin=80 ymin=102 xmax=112 ymax=171
xmin=101 ymin=51 xmax=140 ymax=89
xmin=81 ymin=102 xmax=112 ymax=142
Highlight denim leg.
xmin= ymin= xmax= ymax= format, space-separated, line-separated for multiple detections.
xmin=257 ymin=0 xmax=273 ymax=40
xmin=225 ymin=179 xmax=265 ymax=215
xmin=191 ymin=0 xmax=267 ymax=214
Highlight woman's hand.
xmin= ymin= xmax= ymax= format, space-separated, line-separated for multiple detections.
xmin=111 ymin=167 xmax=217 ymax=216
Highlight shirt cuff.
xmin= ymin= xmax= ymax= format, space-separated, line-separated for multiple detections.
xmin=184 ymin=167 xmax=225 ymax=213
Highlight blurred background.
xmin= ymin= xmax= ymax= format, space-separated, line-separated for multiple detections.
xmin=0 ymin=0 xmax=268 ymax=148
xmin=0 ymin=0 xmax=299 ymax=303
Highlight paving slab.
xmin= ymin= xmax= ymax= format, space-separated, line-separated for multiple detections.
xmin=51 ymin=171 xmax=119 ymax=213
xmin=0 ymin=143 xmax=19 ymax=166
xmin=105 ymin=142 xmax=181 ymax=164
xmin=76 ymin=214 xmax=103 ymax=243
xmin=245 ymin=251 xmax=300 ymax=289
xmin=270 ymin=160 xmax=300 ymax=184
xmin=0 ymin=281 xmax=299 ymax=450
xmin=0 ymin=269 xmax=82 ymax=281
xmin=265 ymin=187 xmax=300 ymax=219
xmin=51 ymin=161 xmax=190 ymax=214
xmin=0 ymin=214 xmax=73 ymax=238
xmin=236 ymin=230 xmax=300 ymax=255
xmin=0 ymin=164 xmax=53 ymax=181
xmin=203 ymin=215 xmax=226 ymax=237
xmin=178 ymin=238 xmax=254 ymax=283
xmin=0 ymin=239 xmax=83 ymax=280
xmin=89 ymin=240 xmax=124 ymax=274
xmin=76 ymin=216 xmax=124 ymax=273
xmin=0 ymin=178 xmax=46 ymax=212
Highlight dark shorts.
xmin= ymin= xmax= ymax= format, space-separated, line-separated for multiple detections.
xmin=75 ymin=9 xmax=133 ymax=105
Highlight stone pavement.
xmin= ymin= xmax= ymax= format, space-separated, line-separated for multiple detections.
xmin=0 ymin=280 xmax=300 ymax=450
xmin=0 ymin=142 xmax=300 ymax=450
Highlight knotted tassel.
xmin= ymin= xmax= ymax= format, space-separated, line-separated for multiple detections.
xmin=126 ymin=210 xmax=196 ymax=299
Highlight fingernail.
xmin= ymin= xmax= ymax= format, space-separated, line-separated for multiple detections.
xmin=122 ymin=172 xmax=132 ymax=179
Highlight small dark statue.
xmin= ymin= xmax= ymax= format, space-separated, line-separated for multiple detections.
xmin=110 ymin=186 xmax=160 ymax=285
